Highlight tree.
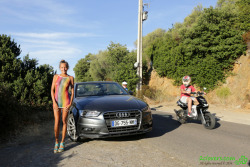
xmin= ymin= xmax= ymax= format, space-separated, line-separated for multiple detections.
xmin=0 ymin=35 xmax=22 ymax=83
xmin=89 ymin=51 xmax=109 ymax=81
xmin=20 ymin=54 xmax=38 ymax=78
xmin=73 ymin=53 xmax=93 ymax=82
xmin=0 ymin=34 xmax=55 ymax=106
xmin=236 ymin=0 xmax=250 ymax=31
xmin=74 ymin=42 xmax=139 ymax=91
xmin=140 ymin=28 xmax=166 ymax=66
xmin=0 ymin=34 xmax=55 ymax=138
xmin=106 ymin=42 xmax=130 ymax=79
xmin=113 ymin=51 xmax=138 ymax=91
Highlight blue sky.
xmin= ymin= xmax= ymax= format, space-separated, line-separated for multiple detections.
xmin=0 ymin=0 xmax=218 ymax=76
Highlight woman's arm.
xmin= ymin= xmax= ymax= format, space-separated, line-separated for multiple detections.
xmin=69 ymin=76 xmax=74 ymax=105
xmin=51 ymin=75 xmax=58 ymax=110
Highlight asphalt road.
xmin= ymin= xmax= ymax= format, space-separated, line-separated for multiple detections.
xmin=0 ymin=111 xmax=250 ymax=167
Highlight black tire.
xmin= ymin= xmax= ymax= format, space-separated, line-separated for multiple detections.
xmin=175 ymin=109 xmax=187 ymax=124
xmin=67 ymin=112 xmax=79 ymax=142
xmin=203 ymin=112 xmax=216 ymax=129
xmin=177 ymin=117 xmax=187 ymax=124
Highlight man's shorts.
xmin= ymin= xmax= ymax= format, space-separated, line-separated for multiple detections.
xmin=180 ymin=96 xmax=195 ymax=103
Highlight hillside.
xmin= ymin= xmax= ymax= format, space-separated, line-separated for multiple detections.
xmin=147 ymin=48 xmax=250 ymax=110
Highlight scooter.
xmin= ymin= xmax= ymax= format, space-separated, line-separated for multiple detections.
xmin=174 ymin=91 xmax=216 ymax=129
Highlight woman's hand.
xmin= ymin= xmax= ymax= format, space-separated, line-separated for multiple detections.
xmin=65 ymin=104 xmax=71 ymax=112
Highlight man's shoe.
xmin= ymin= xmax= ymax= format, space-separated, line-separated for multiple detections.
xmin=187 ymin=112 xmax=193 ymax=117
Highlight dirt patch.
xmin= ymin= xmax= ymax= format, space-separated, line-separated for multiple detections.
xmin=207 ymin=54 xmax=250 ymax=109
xmin=147 ymin=70 xmax=179 ymax=103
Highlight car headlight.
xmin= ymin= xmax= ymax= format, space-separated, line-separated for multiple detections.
xmin=79 ymin=110 xmax=101 ymax=117
xmin=141 ymin=106 xmax=151 ymax=112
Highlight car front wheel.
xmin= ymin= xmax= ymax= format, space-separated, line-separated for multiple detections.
xmin=67 ymin=112 xmax=79 ymax=142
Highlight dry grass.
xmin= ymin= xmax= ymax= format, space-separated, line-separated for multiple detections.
xmin=207 ymin=54 xmax=250 ymax=109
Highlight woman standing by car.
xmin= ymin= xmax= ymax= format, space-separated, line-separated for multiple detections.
xmin=51 ymin=60 xmax=74 ymax=153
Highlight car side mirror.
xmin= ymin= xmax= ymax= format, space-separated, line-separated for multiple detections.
xmin=128 ymin=91 xmax=133 ymax=95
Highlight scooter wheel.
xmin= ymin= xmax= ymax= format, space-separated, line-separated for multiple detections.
xmin=178 ymin=118 xmax=187 ymax=124
xmin=176 ymin=115 xmax=186 ymax=124
xmin=203 ymin=113 xmax=216 ymax=129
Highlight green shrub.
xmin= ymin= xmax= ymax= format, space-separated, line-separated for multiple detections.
xmin=216 ymin=87 xmax=231 ymax=99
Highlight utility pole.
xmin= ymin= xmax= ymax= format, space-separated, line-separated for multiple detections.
xmin=136 ymin=0 xmax=148 ymax=91
xmin=136 ymin=0 xmax=142 ymax=91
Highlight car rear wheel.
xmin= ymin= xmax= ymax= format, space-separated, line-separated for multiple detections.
xmin=67 ymin=112 xmax=79 ymax=142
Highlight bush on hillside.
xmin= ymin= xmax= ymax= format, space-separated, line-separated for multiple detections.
xmin=216 ymin=87 xmax=231 ymax=99
xmin=147 ymin=7 xmax=246 ymax=90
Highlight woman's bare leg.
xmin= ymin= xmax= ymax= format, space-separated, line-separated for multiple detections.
xmin=61 ymin=108 xmax=68 ymax=143
xmin=53 ymin=109 xmax=61 ymax=143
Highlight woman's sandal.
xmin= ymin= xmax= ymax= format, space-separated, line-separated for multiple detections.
xmin=54 ymin=143 xmax=59 ymax=154
xmin=58 ymin=142 xmax=65 ymax=153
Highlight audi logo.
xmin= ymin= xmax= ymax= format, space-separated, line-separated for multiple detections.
xmin=116 ymin=112 xmax=130 ymax=118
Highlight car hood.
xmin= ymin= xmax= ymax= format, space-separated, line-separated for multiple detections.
xmin=74 ymin=95 xmax=147 ymax=112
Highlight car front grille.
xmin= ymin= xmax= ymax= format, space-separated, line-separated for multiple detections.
xmin=103 ymin=110 xmax=141 ymax=133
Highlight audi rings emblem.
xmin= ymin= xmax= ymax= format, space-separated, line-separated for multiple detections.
xmin=116 ymin=112 xmax=130 ymax=118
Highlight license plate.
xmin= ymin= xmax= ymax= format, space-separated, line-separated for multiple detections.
xmin=111 ymin=119 xmax=137 ymax=127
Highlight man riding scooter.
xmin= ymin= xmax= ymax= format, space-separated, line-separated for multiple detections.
xmin=180 ymin=76 xmax=202 ymax=117
xmin=175 ymin=76 xmax=215 ymax=129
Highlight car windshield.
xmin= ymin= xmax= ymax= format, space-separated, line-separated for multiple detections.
xmin=76 ymin=83 xmax=129 ymax=97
